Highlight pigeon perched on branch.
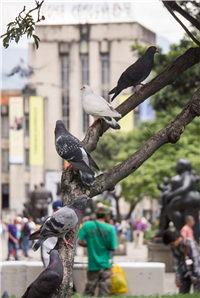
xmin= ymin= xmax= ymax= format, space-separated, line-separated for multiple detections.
xmin=21 ymin=250 xmax=63 ymax=298
xmin=55 ymin=120 xmax=99 ymax=186
xmin=109 ymin=46 xmax=159 ymax=101
xmin=81 ymin=85 xmax=122 ymax=130
xmin=29 ymin=195 xmax=89 ymax=251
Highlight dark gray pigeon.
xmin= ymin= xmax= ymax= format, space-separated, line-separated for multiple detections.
xmin=21 ymin=250 xmax=63 ymax=298
xmin=108 ymin=46 xmax=159 ymax=101
xmin=2 ymin=291 xmax=9 ymax=298
xmin=30 ymin=195 xmax=89 ymax=251
xmin=55 ymin=120 xmax=99 ymax=186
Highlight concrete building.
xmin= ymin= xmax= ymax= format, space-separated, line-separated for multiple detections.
xmin=1 ymin=21 xmax=155 ymax=216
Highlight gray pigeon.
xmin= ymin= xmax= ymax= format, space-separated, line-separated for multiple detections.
xmin=109 ymin=46 xmax=159 ymax=101
xmin=55 ymin=120 xmax=99 ymax=186
xmin=21 ymin=250 xmax=63 ymax=298
xmin=29 ymin=195 xmax=89 ymax=251
xmin=7 ymin=59 xmax=35 ymax=77
xmin=2 ymin=291 xmax=9 ymax=298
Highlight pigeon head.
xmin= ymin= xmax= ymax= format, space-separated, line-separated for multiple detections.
xmin=55 ymin=120 xmax=67 ymax=135
xmin=80 ymin=85 xmax=93 ymax=95
xmin=146 ymin=46 xmax=159 ymax=55
xmin=2 ymin=291 xmax=9 ymax=298
xmin=71 ymin=195 xmax=90 ymax=216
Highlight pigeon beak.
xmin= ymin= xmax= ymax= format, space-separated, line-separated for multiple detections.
xmin=80 ymin=87 xmax=83 ymax=90
xmin=156 ymin=49 xmax=159 ymax=53
xmin=87 ymin=197 xmax=91 ymax=201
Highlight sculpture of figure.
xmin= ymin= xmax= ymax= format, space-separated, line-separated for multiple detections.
xmin=164 ymin=159 xmax=200 ymax=242
xmin=155 ymin=177 xmax=171 ymax=237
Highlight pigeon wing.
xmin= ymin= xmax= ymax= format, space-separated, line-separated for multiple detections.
xmin=40 ymin=207 xmax=78 ymax=238
xmin=7 ymin=66 xmax=20 ymax=76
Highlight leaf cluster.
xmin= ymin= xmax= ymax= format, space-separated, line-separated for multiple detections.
xmin=1 ymin=0 xmax=44 ymax=49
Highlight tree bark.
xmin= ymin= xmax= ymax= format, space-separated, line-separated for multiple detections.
xmin=53 ymin=47 xmax=200 ymax=298
xmin=125 ymin=201 xmax=139 ymax=220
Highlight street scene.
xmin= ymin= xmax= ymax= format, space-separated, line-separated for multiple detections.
xmin=1 ymin=1 xmax=200 ymax=298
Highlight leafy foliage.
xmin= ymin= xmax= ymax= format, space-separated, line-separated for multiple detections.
xmin=0 ymin=0 xmax=44 ymax=49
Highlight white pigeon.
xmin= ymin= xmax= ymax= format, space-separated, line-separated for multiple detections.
xmin=81 ymin=85 xmax=122 ymax=130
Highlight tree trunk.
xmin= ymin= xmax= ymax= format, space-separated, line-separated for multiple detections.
xmin=125 ymin=201 xmax=138 ymax=220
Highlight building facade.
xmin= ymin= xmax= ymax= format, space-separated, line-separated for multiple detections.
xmin=1 ymin=21 xmax=155 ymax=216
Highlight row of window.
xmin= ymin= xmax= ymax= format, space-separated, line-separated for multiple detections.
xmin=1 ymin=149 xmax=29 ymax=173
xmin=1 ymin=183 xmax=30 ymax=209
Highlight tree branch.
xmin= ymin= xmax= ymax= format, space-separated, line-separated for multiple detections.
xmin=162 ymin=1 xmax=200 ymax=46
xmin=163 ymin=1 xmax=200 ymax=31
xmin=82 ymin=47 xmax=200 ymax=152
xmin=87 ymin=86 xmax=200 ymax=197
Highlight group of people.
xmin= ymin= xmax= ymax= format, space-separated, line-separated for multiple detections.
xmin=4 ymin=216 xmax=36 ymax=261
xmin=163 ymin=215 xmax=200 ymax=294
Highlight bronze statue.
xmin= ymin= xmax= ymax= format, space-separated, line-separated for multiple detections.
xmin=156 ymin=159 xmax=200 ymax=242
xmin=23 ymin=183 xmax=53 ymax=222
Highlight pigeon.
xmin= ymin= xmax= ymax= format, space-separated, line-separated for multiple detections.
xmin=7 ymin=59 xmax=35 ymax=77
xmin=80 ymin=85 xmax=122 ymax=130
xmin=55 ymin=120 xmax=99 ymax=186
xmin=108 ymin=46 xmax=159 ymax=101
xmin=21 ymin=250 xmax=63 ymax=298
xmin=2 ymin=291 xmax=9 ymax=298
xmin=29 ymin=195 xmax=89 ymax=251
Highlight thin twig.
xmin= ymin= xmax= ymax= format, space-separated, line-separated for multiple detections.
xmin=163 ymin=1 xmax=200 ymax=47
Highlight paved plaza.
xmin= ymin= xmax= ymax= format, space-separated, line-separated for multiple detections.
xmin=1 ymin=235 xmax=177 ymax=295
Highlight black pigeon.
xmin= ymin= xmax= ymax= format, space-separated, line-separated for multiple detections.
xmin=109 ymin=46 xmax=159 ymax=101
xmin=55 ymin=120 xmax=99 ymax=186
xmin=2 ymin=291 xmax=9 ymax=298
xmin=21 ymin=250 xmax=63 ymax=298
xmin=29 ymin=195 xmax=89 ymax=251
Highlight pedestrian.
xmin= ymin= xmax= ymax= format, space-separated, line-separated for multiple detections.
xmin=41 ymin=200 xmax=62 ymax=268
xmin=118 ymin=218 xmax=130 ymax=240
xmin=78 ymin=205 xmax=118 ymax=297
xmin=6 ymin=218 xmax=19 ymax=261
xmin=180 ymin=215 xmax=195 ymax=241
xmin=163 ymin=230 xmax=200 ymax=293
xmin=23 ymin=216 xmax=34 ymax=258
xmin=133 ymin=216 xmax=146 ymax=248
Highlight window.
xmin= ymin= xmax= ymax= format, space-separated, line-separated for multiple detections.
xmin=2 ymin=184 xmax=9 ymax=208
xmin=24 ymin=113 xmax=29 ymax=136
xmin=25 ymin=184 xmax=30 ymax=198
xmin=2 ymin=149 xmax=9 ymax=173
xmin=81 ymin=54 xmax=89 ymax=133
xmin=1 ymin=115 xmax=9 ymax=138
xmin=61 ymin=55 xmax=70 ymax=130
xmin=25 ymin=149 xmax=30 ymax=171
xmin=101 ymin=54 xmax=110 ymax=101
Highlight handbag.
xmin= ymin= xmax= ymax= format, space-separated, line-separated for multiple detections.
xmin=110 ymin=263 xmax=128 ymax=294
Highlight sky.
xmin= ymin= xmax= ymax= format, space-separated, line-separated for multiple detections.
xmin=0 ymin=0 xmax=190 ymax=90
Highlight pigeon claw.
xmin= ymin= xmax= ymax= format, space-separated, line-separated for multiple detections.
xmin=89 ymin=118 xmax=103 ymax=128
xmin=62 ymin=165 xmax=74 ymax=174
xmin=63 ymin=238 xmax=73 ymax=248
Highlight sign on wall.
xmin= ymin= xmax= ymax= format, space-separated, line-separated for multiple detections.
xmin=9 ymin=97 xmax=24 ymax=164
xmin=29 ymin=96 xmax=44 ymax=165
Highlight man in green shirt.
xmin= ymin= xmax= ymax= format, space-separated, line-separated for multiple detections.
xmin=78 ymin=205 xmax=118 ymax=296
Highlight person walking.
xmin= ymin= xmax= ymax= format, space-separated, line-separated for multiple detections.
xmin=78 ymin=205 xmax=118 ymax=297
xmin=23 ymin=216 xmax=34 ymax=258
xmin=163 ymin=230 xmax=200 ymax=293
xmin=6 ymin=218 xmax=19 ymax=261
xmin=180 ymin=215 xmax=195 ymax=241
xmin=133 ymin=217 xmax=146 ymax=248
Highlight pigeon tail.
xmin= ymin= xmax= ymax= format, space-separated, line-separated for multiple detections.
xmin=110 ymin=89 xmax=122 ymax=102
xmin=32 ymin=239 xmax=46 ymax=251
xmin=29 ymin=229 xmax=44 ymax=240
xmin=103 ymin=117 xmax=121 ymax=130
xmin=79 ymin=171 xmax=95 ymax=186
xmin=108 ymin=86 xmax=117 ymax=95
